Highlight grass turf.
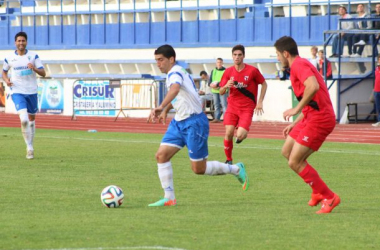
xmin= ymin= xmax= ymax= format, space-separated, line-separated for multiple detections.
xmin=1 ymin=127 xmax=379 ymax=250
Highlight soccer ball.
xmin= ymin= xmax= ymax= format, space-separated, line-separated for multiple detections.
xmin=100 ymin=185 xmax=124 ymax=208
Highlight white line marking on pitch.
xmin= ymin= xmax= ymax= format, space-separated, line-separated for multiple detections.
xmin=3 ymin=134 xmax=380 ymax=156
xmin=22 ymin=246 xmax=188 ymax=250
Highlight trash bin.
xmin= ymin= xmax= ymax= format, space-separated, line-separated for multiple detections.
xmin=288 ymin=86 xmax=300 ymax=122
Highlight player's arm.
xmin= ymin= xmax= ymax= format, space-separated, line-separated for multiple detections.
xmin=27 ymin=63 xmax=46 ymax=77
xmin=255 ymin=80 xmax=268 ymax=115
xmin=282 ymin=113 xmax=304 ymax=138
xmin=283 ymin=76 xmax=319 ymax=121
xmin=2 ymin=70 xmax=11 ymax=87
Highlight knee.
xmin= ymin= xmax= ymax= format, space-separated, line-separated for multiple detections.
xmin=155 ymin=151 xmax=167 ymax=163
xmin=192 ymin=167 xmax=205 ymax=175
xmin=287 ymin=158 xmax=302 ymax=172
xmin=20 ymin=120 xmax=28 ymax=127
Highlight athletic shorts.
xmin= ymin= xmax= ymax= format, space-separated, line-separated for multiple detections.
xmin=11 ymin=93 xmax=38 ymax=114
xmin=161 ymin=113 xmax=209 ymax=161
xmin=223 ymin=108 xmax=254 ymax=131
xmin=289 ymin=114 xmax=335 ymax=151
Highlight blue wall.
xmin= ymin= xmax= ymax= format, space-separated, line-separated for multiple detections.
xmin=0 ymin=15 xmax=339 ymax=49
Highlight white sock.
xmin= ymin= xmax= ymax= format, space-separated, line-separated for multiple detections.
xmin=19 ymin=113 xmax=32 ymax=151
xmin=29 ymin=121 xmax=35 ymax=151
xmin=158 ymin=162 xmax=175 ymax=200
xmin=205 ymin=161 xmax=239 ymax=176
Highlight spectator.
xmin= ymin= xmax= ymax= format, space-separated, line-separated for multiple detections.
xmin=199 ymin=71 xmax=213 ymax=112
xmin=351 ymin=4 xmax=373 ymax=58
xmin=276 ymin=67 xmax=290 ymax=80
xmin=309 ymin=46 xmax=319 ymax=68
xmin=373 ymin=55 xmax=380 ymax=127
xmin=209 ymin=58 xmax=227 ymax=123
xmin=330 ymin=6 xmax=354 ymax=58
xmin=371 ymin=4 xmax=380 ymax=57
xmin=317 ymin=50 xmax=332 ymax=79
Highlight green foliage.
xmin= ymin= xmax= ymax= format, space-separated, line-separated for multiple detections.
xmin=1 ymin=127 xmax=380 ymax=250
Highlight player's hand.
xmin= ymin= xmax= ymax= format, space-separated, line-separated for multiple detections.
xmin=225 ymin=79 xmax=234 ymax=88
xmin=147 ymin=106 xmax=163 ymax=123
xmin=254 ymin=102 xmax=264 ymax=116
xmin=5 ymin=78 xmax=12 ymax=87
xmin=158 ymin=111 xmax=168 ymax=124
xmin=283 ymin=108 xmax=299 ymax=121
xmin=27 ymin=63 xmax=35 ymax=71
xmin=282 ymin=123 xmax=295 ymax=138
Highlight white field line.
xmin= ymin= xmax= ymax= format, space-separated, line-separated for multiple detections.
xmin=2 ymin=133 xmax=380 ymax=156
xmin=22 ymin=246 xmax=188 ymax=250
xmin=23 ymin=135 xmax=380 ymax=157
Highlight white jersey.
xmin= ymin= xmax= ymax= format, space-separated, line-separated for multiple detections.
xmin=166 ymin=64 xmax=202 ymax=121
xmin=3 ymin=50 xmax=44 ymax=95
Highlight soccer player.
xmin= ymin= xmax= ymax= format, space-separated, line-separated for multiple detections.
xmin=274 ymin=36 xmax=340 ymax=214
xmin=219 ymin=45 xmax=268 ymax=164
xmin=2 ymin=31 xmax=46 ymax=159
xmin=147 ymin=45 xmax=249 ymax=207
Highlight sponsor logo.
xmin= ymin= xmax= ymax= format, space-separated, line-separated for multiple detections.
xmin=302 ymin=136 xmax=309 ymax=142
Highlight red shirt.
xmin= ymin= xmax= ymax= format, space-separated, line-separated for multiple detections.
xmin=375 ymin=66 xmax=380 ymax=92
xmin=219 ymin=64 xmax=265 ymax=110
xmin=318 ymin=58 xmax=332 ymax=79
xmin=290 ymin=57 xmax=334 ymax=118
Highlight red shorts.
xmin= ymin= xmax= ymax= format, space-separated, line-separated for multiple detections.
xmin=223 ymin=108 xmax=254 ymax=131
xmin=289 ymin=114 xmax=335 ymax=151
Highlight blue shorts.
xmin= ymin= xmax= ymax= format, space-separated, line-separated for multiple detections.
xmin=161 ymin=113 xmax=209 ymax=161
xmin=11 ymin=93 xmax=38 ymax=114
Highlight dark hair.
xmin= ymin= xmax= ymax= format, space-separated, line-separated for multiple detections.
xmin=216 ymin=58 xmax=223 ymax=61
xmin=199 ymin=70 xmax=207 ymax=76
xmin=154 ymin=44 xmax=176 ymax=60
xmin=339 ymin=5 xmax=347 ymax=12
xmin=15 ymin=31 xmax=27 ymax=41
xmin=232 ymin=45 xmax=245 ymax=56
xmin=274 ymin=36 xmax=299 ymax=56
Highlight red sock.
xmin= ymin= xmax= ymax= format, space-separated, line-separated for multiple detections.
xmin=298 ymin=163 xmax=334 ymax=199
xmin=224 ymin=139 xmax=233 ymax=161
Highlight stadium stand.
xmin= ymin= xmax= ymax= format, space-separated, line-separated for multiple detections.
xmin=0 ymin=0 xmax=379 ymax=122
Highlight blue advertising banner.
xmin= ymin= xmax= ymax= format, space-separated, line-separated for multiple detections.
xmin=73 ymin=80 xmax=116 ymax=116
xmin=37 ymin=79 xmax=64 ymax=114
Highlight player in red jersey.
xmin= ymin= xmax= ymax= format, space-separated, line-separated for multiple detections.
xmin=274 ymin=36 xmax=340 ymax=214
xmin=219 ymin=45 xmax=268 ymax=164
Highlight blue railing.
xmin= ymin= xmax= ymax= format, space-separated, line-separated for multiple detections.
xmin=0 ymin=0 xmax=375 ymax=49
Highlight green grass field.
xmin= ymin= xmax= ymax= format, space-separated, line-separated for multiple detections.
xmin=1 ymin=127 xmax=380 ymax=250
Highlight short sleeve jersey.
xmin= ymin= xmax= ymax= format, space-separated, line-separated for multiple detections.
xmin=3 ymin=50 xmax=44 ymax=95
xmin=290 ymin=56 xmax=334 ymax=117
xmin=219 ymin=64 xmax=265 ymax=109
xmin=166 ymin=64 xmax=202 ymax=121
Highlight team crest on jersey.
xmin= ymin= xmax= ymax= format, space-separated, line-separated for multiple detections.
xmin=244 ymin=76 xmax=249 ymax=81
xmin=28 ymin=56 xmax=31 ymax=61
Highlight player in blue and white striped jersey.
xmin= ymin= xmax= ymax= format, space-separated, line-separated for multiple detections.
xmin=2 ymin=32 xmax=46 ymax=160
xmin=147 ymin=45 xmax=249 ymax=207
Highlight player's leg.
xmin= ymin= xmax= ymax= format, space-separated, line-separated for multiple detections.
xmin=149 ymin=120 xmax=183 ymax=207
xmin=289 ymin=120 xmax=340 ymax=213
xmin=26 ymin=94 xmax=38 ymax=158
xmin=12 ymin=94 xmax=33 ymax=158
xmin=235 ymin=127 xmax=248 ymax=144
xmin=223 ymin=111 xmax=238 ymax=164
xmin=187 ymin=113 xmax=249 ymax=191
xmin=235 ymin=109 xmax=253 ymax=144
xmin=190 ymin=160 xmax=248 ymax=191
